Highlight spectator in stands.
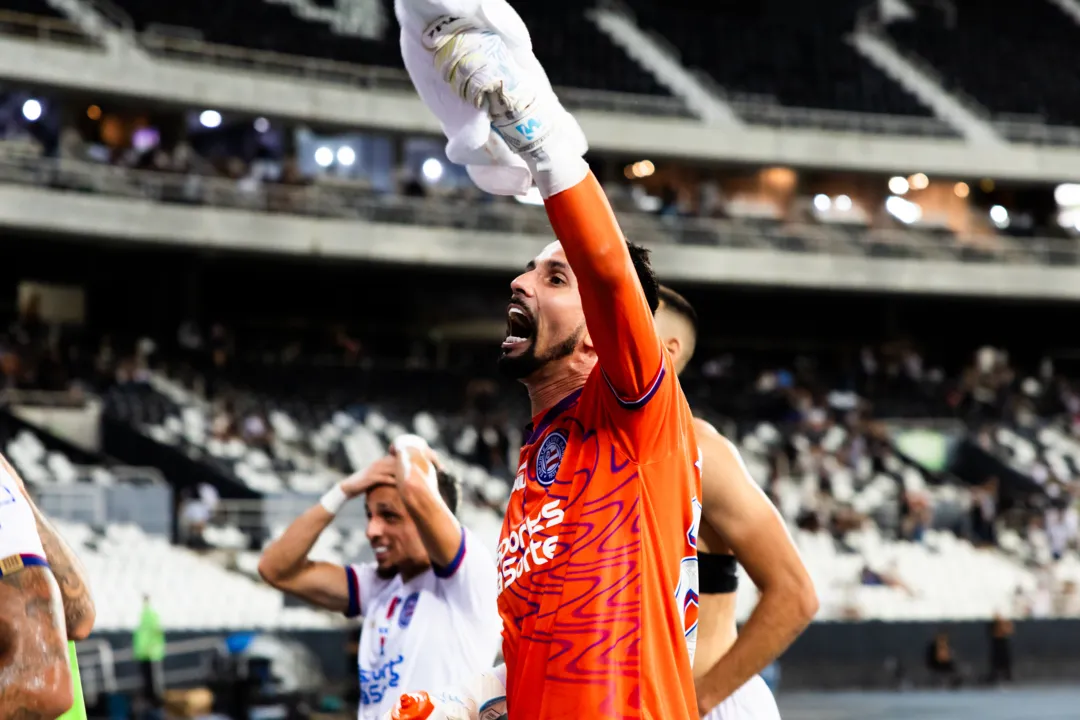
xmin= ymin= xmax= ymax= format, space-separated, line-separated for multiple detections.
xmin=179 ymin=487 xmax=211 ymax=549
xmin=1045 ymin=504 xmax=1076 ymax=560
xmin=1056 ymin=580 xmax=1080 ymax=616
xmin=987 ymin=613 xmax=1014 ymax=685
xmin=133 ymin=594 xmax=166 ymax=716
xmin=207 ymin=323 xmax=232 ymax=397
xmin=334 ymin=326 xmax=363 ymax=364
xmin=901 ymin=491 xmax=933 ymax=543
xmin=402 ymin=173 xmax=425 ymax=198
xmin=1011 ymin=585 xmax=1033 ymax=618
xmin=970 ymin=477 xmax=999 ymax=546
xmin=1031 ymin=574 xmax=1054 ymax=618
xmin=926 ymin=631 xmax=962 ymax=688
xmin=197 ymin=482 xmax=220 ymax=519
xmin=10 ymin=292 xmax=47 ymax=350
xmin=241 ymin=411 xmax=272 ymax=450
xmin=211 ymin=400 xmax=236 ymax=440
xmin=860 ymin=560 xmax=916 ymax=597
xmin=94 ymin=334 xmax=116 ymax=386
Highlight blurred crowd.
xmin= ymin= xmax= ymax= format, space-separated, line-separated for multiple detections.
xmin=5 ymin=286 xmax=1080 ymax=621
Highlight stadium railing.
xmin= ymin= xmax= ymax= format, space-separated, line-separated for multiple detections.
xmin=215 ymin=496 xmax=368 ymax=539
xmin=86 ymin=0 xmax=133 ymax=33
xmin=136 ymin=32 xmax=693 ymax=119
xmin=0 ymin=9 xmax=97 ymax=47
xmin=32 ymin=480 xmax=171 ymax=529
xmin=124 ymin=31 xmax=1080 ymax=143
xmin=724 ymin=93 xmax=957 ymax=138
xmin=78 ymin=635 xmax=224 ymax=702
xmin=138 ymin=32 xmax=415 ymax=93
xmin=992 ymin=120 xmax=1080 ymax=148
xmin=4 ymin=153 xmax=1080 ymax=266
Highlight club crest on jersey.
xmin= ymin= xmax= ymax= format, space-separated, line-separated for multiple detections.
xmin=535 ymin=430 xmax=567 ymax=486
xmin=398 ymin=592 xmax=419 ymax=628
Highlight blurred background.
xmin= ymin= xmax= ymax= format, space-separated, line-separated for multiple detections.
xmin=1 ymin=0 xmax=1080 ymax=717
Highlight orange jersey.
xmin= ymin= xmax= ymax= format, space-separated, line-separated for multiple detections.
xmin=496 ymin=174 xmax=702 ymax=720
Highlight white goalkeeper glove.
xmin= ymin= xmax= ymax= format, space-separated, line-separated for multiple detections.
xmin=383 ymin=665 xmax=507 ymax=720
xmin=396 ymin=0 xmax=586 ymax=195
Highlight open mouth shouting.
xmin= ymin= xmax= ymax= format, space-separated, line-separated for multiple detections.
xmin=503 ymin=302 xmax=535 ymax=355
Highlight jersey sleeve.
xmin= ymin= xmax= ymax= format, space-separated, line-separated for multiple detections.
xmin=433 ymin=527 xmax=498 ymax=622
xmin=0 ymin=467 xmax=48 ymax=576
xmin=544 ymin=172 xmax=679 ymax=462
xmin=344 ymin=562 xmax=387 ymax=619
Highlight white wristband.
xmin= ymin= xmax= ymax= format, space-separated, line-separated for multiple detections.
xmin=319 ymin=483 xmax=348 ymax=515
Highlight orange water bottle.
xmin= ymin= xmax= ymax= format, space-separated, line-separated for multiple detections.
xmin=391 ymin=692 xmax=437 ymax=720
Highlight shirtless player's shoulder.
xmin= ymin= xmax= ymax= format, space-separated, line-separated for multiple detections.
xmin=656 ymin=286 xmax=817 ymax=719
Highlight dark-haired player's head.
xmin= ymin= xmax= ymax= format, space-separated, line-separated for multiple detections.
xmin=365 ymin=463 xmax=461 ymax=579
xmin=498 ymin=239 xmax=658 ymax=381
xmin=654 ymin=285 xmax=697 ymax=375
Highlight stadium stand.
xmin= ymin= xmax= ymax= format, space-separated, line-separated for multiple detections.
xmin=885 ymin=0 xmax=1080 ymax=127
xmin=513 ymin=1 xmax=669 ymax=96
xmin=82 ymin=341 xmax=1078 ymax=624
xmin=105 ymin=374 xmax=339 ymax=495
xmin=115 ymin=0 xmax=404 ymax=68
xmin=111 ymin=0 xmax=668 ymax=97
xmin=623 ymin=0 xmax=935 ymax=118
xmin=0 ymin=145 xmax=1058 ymax=267
xmin=3 ymin=0 xmax=66 ymax=20
xmin=5 ymin=426 xmax=123 ymax=488
xmin=8 ymin=0 xmax=1080 ymax=704
xmin=61 ymin=519 xmax=340 ymax=630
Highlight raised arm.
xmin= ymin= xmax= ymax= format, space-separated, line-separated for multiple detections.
xmin=692 ymin=420 xmax=818 ymax=712
xmin=391 ymin=436 xmax=463 ymax=570
xmin=543 ymin=170 xmax=664 ymax=406
xmin=258 ymin=458 xmax=397 ymax=615
xmin=1 ymin=456 xmax=95 ymax=641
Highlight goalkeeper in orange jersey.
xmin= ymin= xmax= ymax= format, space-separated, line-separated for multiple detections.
xmin=389 ymin=2 xmax=703 ymax=719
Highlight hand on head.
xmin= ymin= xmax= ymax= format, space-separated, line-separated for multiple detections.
xmin=390 ymin=435 xmax=442 ymax=494
xmin=339 ymin=456 xmax=399 ymax=499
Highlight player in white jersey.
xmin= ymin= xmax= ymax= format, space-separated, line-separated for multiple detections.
xmin=259 ymin=435 xmax=501 ymax=719
xmin=655 ymin=287 xmax=818 ymax=720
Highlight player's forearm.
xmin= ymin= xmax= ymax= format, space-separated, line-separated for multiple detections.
xmin=28 ymin=504 xmax=95 ymax=641
xmin=398 ymin=479 xmax=462 ymax=569
xmin=695 ymin=585 xmax=817 ymax=713
xmin=0 ymin=570 xmax=76 ymax=719
xmin=541 ymin=170 xmax=662 ymax=396
xmin=257 ymin=505 xmax=334 ymax=585
xmin=543 ymin=172 xmax=628 ymax=285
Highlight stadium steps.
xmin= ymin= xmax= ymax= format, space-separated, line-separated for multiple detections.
xmin=44 ymin=0 xmax=125 ymax=43
xmin=848 ymin=27 xmax=1003 ymax=145
xmin=263 ymin=0 xmax=390 ymax=39
xmin=1046 ymin=0 xmax=1080 ymax=27
xmin=587 ymin=6 xmax=744 ymax=126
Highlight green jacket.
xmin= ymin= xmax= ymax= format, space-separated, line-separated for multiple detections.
xmin=132 ymin=605 xmax=165 ymax=662
xmin=57 ymin=642 xmax=86 ymax=720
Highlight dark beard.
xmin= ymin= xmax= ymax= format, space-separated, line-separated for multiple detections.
xmin=497 ymin=326 xmax=583 ymax=380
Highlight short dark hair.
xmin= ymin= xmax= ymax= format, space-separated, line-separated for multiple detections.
xmin=657 ymin=285 xmax=697 ymax=330
xmin=436 ymin=469 xmax=460 ymax=515
xmin=627 ymin=240 xmax=660 ymax=314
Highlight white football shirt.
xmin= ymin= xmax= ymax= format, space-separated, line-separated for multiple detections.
xmin=0 ymin=465 xmax=48 ymax=577
xmin=346 ymin=527 xmax=501 ymax=720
